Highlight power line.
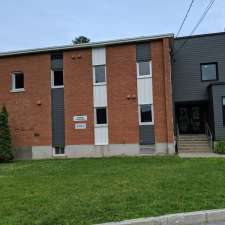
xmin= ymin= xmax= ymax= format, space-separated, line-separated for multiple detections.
xmin=176 ymin=0 xmax=195 ymax=37
xmin=190 ymin=0 xmax=216 ymax=35
xmin=174 ymin=0 xmax=216 ymax=55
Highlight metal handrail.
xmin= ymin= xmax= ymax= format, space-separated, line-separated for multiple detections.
xmin=176 ymin=124 xmax=180 ymax=151
xmin=205 ymin=122 xmax=213 ymax=150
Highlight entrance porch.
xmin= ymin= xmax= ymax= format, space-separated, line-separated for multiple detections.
xmin=175 ymin=101 xmax=213 ymax=153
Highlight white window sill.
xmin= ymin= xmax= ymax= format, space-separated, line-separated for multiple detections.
xmin=137 ymin=75 xmax=152 ymax=79
xmin=140 ymin=122 xmax=154 ymax=126
xmin=93 ymin=82 xmax=107 ymax=86
xmin=10 ymin=88 xmax=25 ymax=93
xmin=95 ymin=124 xmax=108 ymax=128
xmin=51 ymin=85 xmax=64 ymax=89
xmin=95 ymin=144 xmax=108 ymax=146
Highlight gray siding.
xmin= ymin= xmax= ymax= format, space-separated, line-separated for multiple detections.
xmin=211 ymin=84 xmax=225 ymax=140
xmin=139 ymin=125 xmax=155 ymax=145
xmin=51 ymin=53 xmax=63 ymax=70
xmin=51 ymin=88 xmax=65 ymax=146
xmin=173 ymin=33 xmax=225 ymax=102
xmin=136 ymin=43 xmax=151 ymax=61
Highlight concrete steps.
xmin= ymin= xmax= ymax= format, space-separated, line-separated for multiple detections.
xmin=178 ymin=134 xmax=211 ymax=153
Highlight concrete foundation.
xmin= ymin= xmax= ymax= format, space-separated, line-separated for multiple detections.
xmin=32 ymin=146 xmax=53 ymax=159
xmin=14 ymin=143 xmax=175 ymax=160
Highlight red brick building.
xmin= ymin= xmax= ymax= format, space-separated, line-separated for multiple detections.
xmin=0 ymin=34 xmax=174 ymax=159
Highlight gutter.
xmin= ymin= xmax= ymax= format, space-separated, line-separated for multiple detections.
xmin=0 ymin=33 xmax=174 ymax=58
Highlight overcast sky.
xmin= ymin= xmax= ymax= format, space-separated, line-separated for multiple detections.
xmin=0 ymin=0 xmax=224 ymax=51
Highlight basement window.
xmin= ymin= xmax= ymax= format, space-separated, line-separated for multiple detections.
xmin=93 ymin=65 xmax=106 ymax=84
xmin=52 ymin=70 xmax=64 ymax=88
xmin=137 ymin=61 xmax=152 ymax=77
xmin=12 ymin=72 xmax=25 ymax=92
xmin=139 ymin=104 xmax=153 ymax=125
xmin=95 ymin=107 xmax=107 ymax=125
xmin=54 ymin=146 xmax=65 ymax=155
xmin=201 ymin=63 xmax=218 ymax=81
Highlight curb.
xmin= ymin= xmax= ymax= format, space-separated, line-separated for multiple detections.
xmin=94 ymin=209 xmax=225 ymax=225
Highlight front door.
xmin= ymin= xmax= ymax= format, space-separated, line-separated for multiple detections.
xmin=177 ymin=105 xmax=205 ymax=134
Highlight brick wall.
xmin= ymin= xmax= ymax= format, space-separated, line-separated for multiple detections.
xmin=0 ymin=54 xmax=52 ymax=148
xmin=152 ymin=38 xmax=174 ymax=144
xmin=64 ymin=49 xmax=94 ymax=145
xmin=0 ymin=37 xmax=174 ymax=151
xmin=107 ymin=44 xmax=139 ymax=144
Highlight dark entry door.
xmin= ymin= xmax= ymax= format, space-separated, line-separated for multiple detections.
xmin=177 ymin=105 xmax=205 ymax=134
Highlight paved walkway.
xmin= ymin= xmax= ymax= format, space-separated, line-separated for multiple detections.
xmin=179 ymin=152 xmax=225 ymax=158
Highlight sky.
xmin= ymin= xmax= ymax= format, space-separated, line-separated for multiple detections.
xmin=0 ymin=0 xmax=224 ymax=51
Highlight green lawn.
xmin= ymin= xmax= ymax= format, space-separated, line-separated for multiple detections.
xmin=1 ymin=156 xmax=225 ymax=225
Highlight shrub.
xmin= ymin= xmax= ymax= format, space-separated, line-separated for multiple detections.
xmin=215 ymin=141 xmax=225 ymax=154
xmin=0 ymin=106 xmax=13 ymax=162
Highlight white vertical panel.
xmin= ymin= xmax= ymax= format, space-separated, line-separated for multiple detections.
xmin=92 ymin=48 xmax=106 ymax=65
xmin=94 ymin=126 xmax=108 ymax=145
xmin=137 ymin=77 xmax=153 ymax=104
xmin=94 ymin=85 xmax=107 ymax=107
xmin=92 ymin=47 xmax=108 ymax=145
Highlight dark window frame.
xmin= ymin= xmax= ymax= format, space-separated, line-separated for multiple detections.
xmin=200 ymin=62 xmax=218 ymax=82
xmin=222 ymin=96 xmax=225 ymax=126
xmin=95 ymin=107 xmax=108 ymax=125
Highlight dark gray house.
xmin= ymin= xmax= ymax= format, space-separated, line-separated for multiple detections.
xmin=173 ymin=32 xmax=225 ymax=152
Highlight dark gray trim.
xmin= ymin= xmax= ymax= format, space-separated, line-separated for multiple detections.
xmin=51 ymin=88 xmax=65 ymax=147
xmin=139 ymin=125 xmax=155 ymax=145
xmin=51 ymin=52 xmax=63 ymax=70
xmin=210 ymin=84 xmax=225 ymax=140
xmin=136 ymin=43 xmax=151 ymax=61
xmin=0 ymin=33 xmax=173 ymax=58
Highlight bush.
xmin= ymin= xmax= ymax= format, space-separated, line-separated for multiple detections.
xmin=215 ymin=141 xmax=225 ymax=154
xmin=0 ymin=106 xmax=13 ymax=162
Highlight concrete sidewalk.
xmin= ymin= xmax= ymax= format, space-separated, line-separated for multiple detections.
xmin=95 ymin=209 xmax=225 ymax=225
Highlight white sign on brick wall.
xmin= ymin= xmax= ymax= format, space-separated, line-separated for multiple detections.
xmin=75 ymin=123 xmax=87 ymax=129
xmin=73 ymin=115 xmax=87 ymax=122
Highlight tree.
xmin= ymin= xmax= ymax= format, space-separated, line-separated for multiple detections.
xmin=0 ymin=106 xmax=13 ymax=162
xmin=72 ymin=36 xmax=90 ymax=45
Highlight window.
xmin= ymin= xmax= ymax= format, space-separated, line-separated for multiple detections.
xmin=137 ymin=61 xmax=151 ymax=77
xmin=12 ymin=72 xmax=24 ymax=91
xmin=94 ymin=65 xmax=106 ymax=84
xmin=201 ymin=63 xmax=218 ymax=81
xmin=52 ymin=70 xmax=64 ymax=87
xmin=95 ymin=107 xmax=107 ymax=125
xmin=223 ymin=97 xmax=225 ymax=126
xmin=54 ymin=146 xmax=65 ymax=155
xmin=139 ymin=104 xmax=153 ymax=124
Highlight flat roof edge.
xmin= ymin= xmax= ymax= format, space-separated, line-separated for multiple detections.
xmin=175 ymin=31 xmax=225 ymax=40
xmin=0 ymin=33 xmax=173 ymax=58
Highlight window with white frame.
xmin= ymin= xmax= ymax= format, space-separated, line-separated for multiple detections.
xmin=139 ymin=104 xmax=153 ymax=124
xmin=51 ymin=70 xmax=64 ymax=88
xmin=93 ymin=65 xmax=106 ymax=84
xmin=12 ymin=72 xmax=24 ymax=91
xmin=95 ymin=107 xmax=107 ymax=125
xmin=137 ymin=61 xmax=152 ymax=77
xmin=54 ymin=146 xmax=65 ymax=155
